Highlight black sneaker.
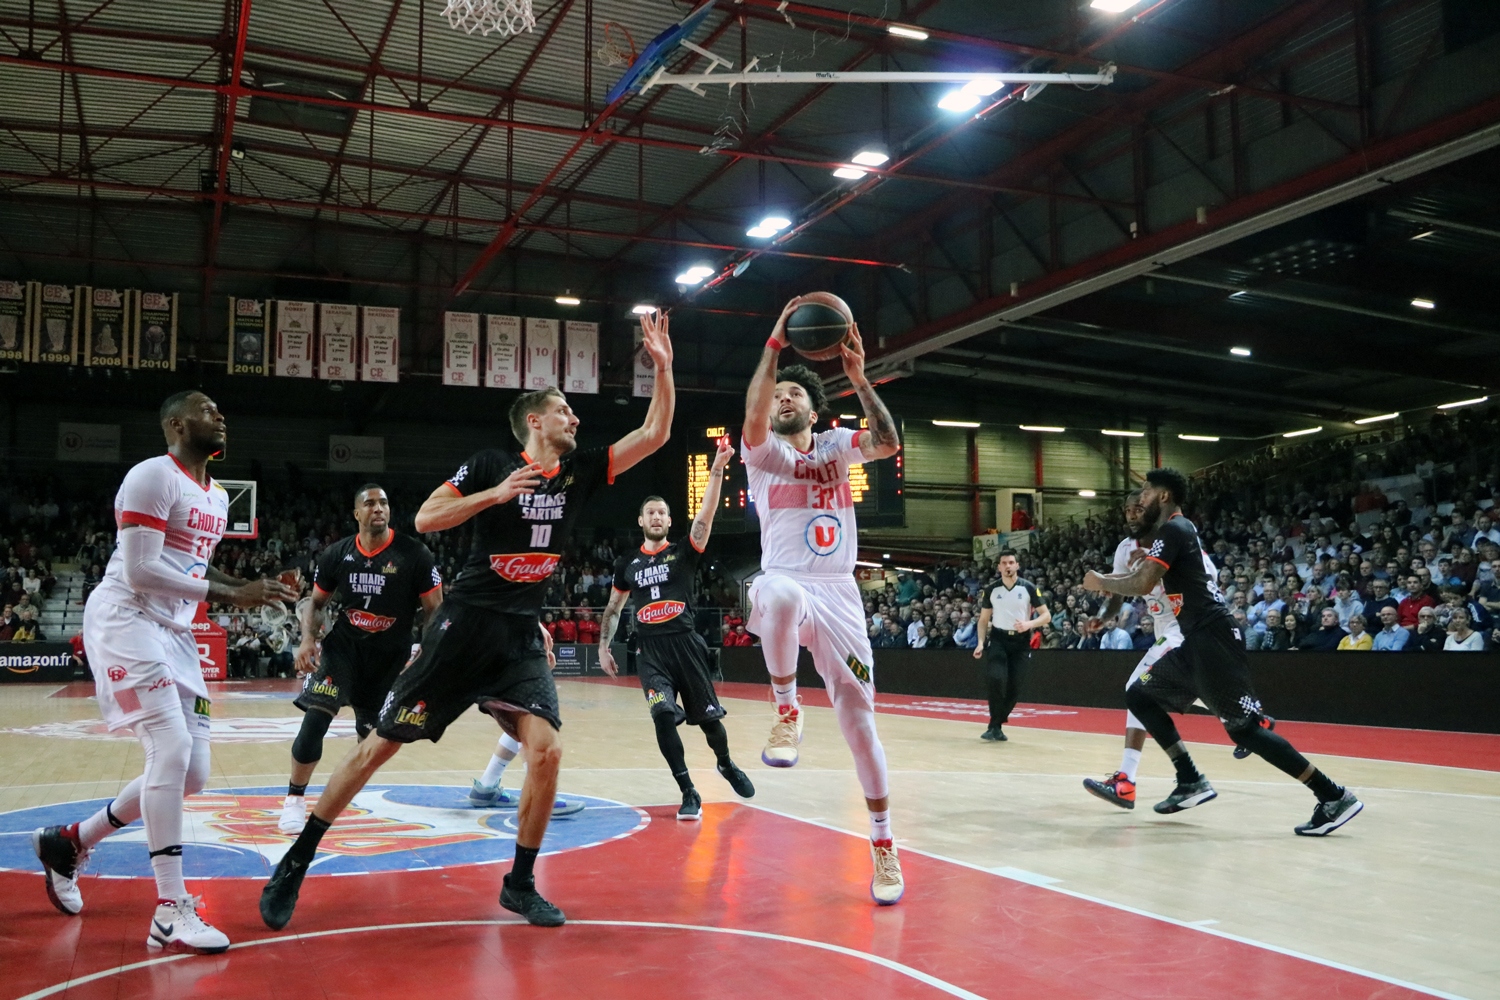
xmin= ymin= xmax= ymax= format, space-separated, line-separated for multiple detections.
xmin=1152 ymin=778 xmax=1217 ymax=814
xmin=1294 ymin=789 xmax=1363 ymax=836
xmin=259 ymin=854 xmax=309 ymax=930
xmin=500 ymin=874 xmax=566 ymax=927
xmin=1233 ymin=715 xmax=1276 ymax=759
xmin=677 ymin=788 xmax=702 ymax=822
xmin=717 ymin=760 xmax=755 ymax=799
xmin=981 ymin=726 xmax=1007 ymax=742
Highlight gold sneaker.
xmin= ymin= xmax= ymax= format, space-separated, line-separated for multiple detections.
xmin=760 ymin=698 xmax=804 ymax=768
xmin=870 ymin=840 xmax=904 ymax=905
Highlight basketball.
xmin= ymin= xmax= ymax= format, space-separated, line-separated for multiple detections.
xmin=783 ymin=292 xmax=855 ymax=362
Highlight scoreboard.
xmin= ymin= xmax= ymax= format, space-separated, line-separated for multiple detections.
xmin=686 ymin=419 xmax=905 ymax=533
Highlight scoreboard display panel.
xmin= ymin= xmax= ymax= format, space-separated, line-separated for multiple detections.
xmin=686 ymin=420 xmax=905 ymax=534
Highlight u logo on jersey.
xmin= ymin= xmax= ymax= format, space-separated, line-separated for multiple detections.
xmin=804 ymin=514 xmax=843 ymax=557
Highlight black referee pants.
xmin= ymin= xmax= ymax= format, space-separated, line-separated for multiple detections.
xmin=983 ymin=636 xmax=1032 ymax=728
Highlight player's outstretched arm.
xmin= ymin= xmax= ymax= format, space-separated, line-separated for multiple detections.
xmin=1083 ymin=560 xmax=1167 ymax=598
xmin=294 ymin=586 xmax=333 ymax=675
xmin=689 ymin=439 xmax=734 ymax=552
xmin=119 ymin=526 xmax=294 ymax=609
xmin=841 ymin=326 xmax=899 ymax=461
xmin=743 ymin=301 xmax=796 ymax=448
xmin=414 ymin=463 xmax=543 ymax=533
xmin=597 ymin=587 xmax=628 ymax=677
xmin=610 ymin=310 xmax=675 ymax=478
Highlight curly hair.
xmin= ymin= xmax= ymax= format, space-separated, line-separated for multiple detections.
xmin=775 ymin=363 xmax=828 ymax=422
xmin=1146 ymin=467 xmax=1190 ymax=507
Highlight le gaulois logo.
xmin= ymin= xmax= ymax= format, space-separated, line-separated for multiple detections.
xmin=636 ymin=600 xmax=686 ymax=624
xmin=489 ymin=553 xmax=559 ymax=583
xmin=346 ymin=609 xmax=397 ymax=633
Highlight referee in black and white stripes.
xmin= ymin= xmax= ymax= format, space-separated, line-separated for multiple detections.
xmin=973 ymin=548 xmax=1051 ymax=741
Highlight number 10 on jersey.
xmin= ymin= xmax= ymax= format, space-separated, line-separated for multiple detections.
xmin=530 ymin=524 xmax=553 ymax=548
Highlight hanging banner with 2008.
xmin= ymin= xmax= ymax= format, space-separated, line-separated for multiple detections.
xmin=84 ymin=287 xmax=130 ymax=368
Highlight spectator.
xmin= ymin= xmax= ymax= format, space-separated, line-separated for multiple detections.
xmin=1337 ymin=614 xmax=1372 ymax=651
xmin=576 ymin=607 xmax=601 ymax=645
xmin=1261 ymin=609 xmax=1293 ymax=650
xmin=540 ymin=611 xmax=557 ymax=639
xmin=1098 ymin=617 xmax=1132 ymax=650
xmin=1330 ymin=577 xmax=1362 ymax=628
xmin=910 ymin=625 xmax=929 ymax=649
xmin=1411 ymin=607 xmax=1446 ymax=652
xmin=874 ymin=619 xmax=907 ymax=649
xmin=1371 ymin=606 xmax=1410 ymax=651
xmin=953 ymin=612 xmax=978 ymax=650
xmin=0 ymin=602 xmax=16 ymax=641
xmin=11 ymin=607 xmax=43 ymax=641
xmin=1362 ymin=578 xmax=1397 ymax=625
xmin=554 ymin=607 xmax=578 ymax=643
xmin=1444 ymin=607 xmax=1485 ymax=651
xmin=1298 ymin=607 xmax=1347 ymax=652
xmin=1397 ymin=575 xmax=1436 ymax=627
xmin=1131 ymin=616 xmax=1156 ymax=651
xmin=1280 ymin=611 xmax=1306 ymax=649
xmin=1248 ymin=585 xmax=1285 ymax=630
xmin=895 ymin=572 xmax=921 ymax=606
xmin=21 ymin=568 xmax=42 ymax=602
xmin=1056 ymin=619 xmax=1081 ymax=649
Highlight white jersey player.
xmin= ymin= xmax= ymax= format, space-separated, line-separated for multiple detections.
xmin=32 ymin=391 xmax=294 ymax=954
xmin=742 ymin=302 xmax=905 ymax=904
xmin=1083 ymin=489 xmax=1216 ymax=810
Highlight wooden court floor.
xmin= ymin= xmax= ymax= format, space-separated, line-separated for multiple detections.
xmin=0 ymin=676 xmax=1495 ymax=1000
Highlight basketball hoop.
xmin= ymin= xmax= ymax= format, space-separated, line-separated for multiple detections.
xmin=442 ymin=0 xmax=535 ymax=37
xmin=594 ymin=22 xmax=637 ymax=68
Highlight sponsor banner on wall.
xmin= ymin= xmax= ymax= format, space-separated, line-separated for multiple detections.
xmin=84 ymin=287 xmax=129 ymax=368
xmin=632 ymin=324 xmax=655 ymax=398
xmin=134 ymin=291 xmax=178 ymax=370
xmin=275 ymin=300 xmax=314 ymax=377
xmin=33 ymin=284 xmax=79 ymax=365
xmin=563 ymin=320 xmax=599 ymax=395
xmin=443 ymin=312 xmax=480 ymax=387
xmin=56 ymin=422 xmax=121 ymax=463
xmin=227 ymin=298 xmax=269 ymax=376
xmin=485 ymin=315 xmax=522 ymax=389
xmin=0 ymin=280 xmax=32 ymax=362
xmin=524 ymin=317 xmax=559 ymax=390
xmin=318 ymin=302 xmax=358 ymax=380
xmin=328 ymin=435 xmax=385 ymax=473
xmin=0 ymin=643 xmax=76 ymax=683
xmin=361 ymin=305 xmax=399 ymax=383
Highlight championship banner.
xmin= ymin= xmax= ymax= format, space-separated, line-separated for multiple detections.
xmin=443 ymin=312 xmax=480 ymax=387
xmin=485 ymin=314 xmax=522 ymax=389
xmin=34 ymin=284 xmax=79 ymax=365
xmin=227 ymin=298 xmax=269 ymax=376
xmin=632 ymin=324 xmax=655 ymax=398
xmin=524 ymin=317 xmax=559 ymax=390
xmin=84 ymin=287 xmax=129 ymax=368
xmin=318 ymin=303 xmax=358 ymax=381
xmin=275 ymin=300 xmax=314 ymax=377
xmin=133 ymin=291 xmax=178 ymax=370
xmin=0 ymin=280 xmax=29 ymax=362
xmin=564 ymin=320 xmax=599 ymax=395
xmin=360 ymin=305 xmax=399 ymax=383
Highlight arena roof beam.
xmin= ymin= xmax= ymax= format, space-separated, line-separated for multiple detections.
xmin=202 ymin=0 xmax=253 ymax=336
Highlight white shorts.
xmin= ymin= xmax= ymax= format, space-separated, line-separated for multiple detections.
xmin=747 ymin=573 xmax=875 ymax=709
xmin=1126 ymin=634 xmax=1183 ymax=688
xmin=85 ymin=599 xmax=210 ymax=733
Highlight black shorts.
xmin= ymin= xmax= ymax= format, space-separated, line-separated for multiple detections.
xmin=638 ymin=631 xmax=725 ymax=727
xmin=376 ymin=602 xmax=560 ymax=744
xmin=1136 ymin=617 xmax=1263 ymax=729
xmin=295 ymin=630 xmax=409 ymax=731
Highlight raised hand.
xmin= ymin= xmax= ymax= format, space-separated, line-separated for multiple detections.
xmin=839 ymin=322 xmax=868 ymax=385
xmin=769 ymin=299 xmax=797 ymax=349
xmin=711 ymin=438 xmax=735 ymax=472
xmin=492 ymin=462 xmax=544 ymax=505
xmin=641 ymin=310 xmax=673 ymax=370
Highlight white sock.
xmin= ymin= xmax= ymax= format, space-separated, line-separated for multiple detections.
xmin=78 ymin=797 xmax=129 ymax=849
xmin=1121 ymin=747 xmax=1142 ymax=783
xmin=150 ymin=849 xmax=186 ymax=901
xmin=480 ymin=753 xmax=511 ymax=788
xmin=772 ymin=681 xmax=798 ymax=711
xmin=869 ymin=809 xmax=892 ymax=844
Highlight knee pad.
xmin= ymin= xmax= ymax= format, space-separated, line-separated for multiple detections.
xmin=183 ymin=738 xmax=211 ymax=797
xmin=1124 ymin=680 xmax=1153 ymax=714
xmin=292 ymin=709 xmax=334 ymax=765
xmin=754 ymin=576 xmax=804 ymax=617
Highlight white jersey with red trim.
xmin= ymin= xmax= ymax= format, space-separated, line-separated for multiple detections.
xmin=744 ymin=426 xmax=864 ymax=578
xmin=1111 ymin=534 xmax=1216 ymax=642
xmin=92 ymin=454 xmax=229 ymax=631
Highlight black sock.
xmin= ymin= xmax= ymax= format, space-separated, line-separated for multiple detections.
xmin=1165 ymin=742 xmax=1202 ymax=785
xmin=287 ymin=814 xmax=330 ymax=865
xmin=1304 ymin=768 xmax=1342 ymax=803
xmin=511 ymin=844 xmax=540 ymax=888
xmin=700 ymin=720 xmax=732 ymax=766
xmin=653 ymin=711 xmax=690 ymax=785
xmin=288 ymin=782 xmax=307 ymax=797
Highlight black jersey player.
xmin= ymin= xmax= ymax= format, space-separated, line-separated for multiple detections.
xmin=261 ymin=311 xmax=676 ymax=931
xmin=600 ymin=438 xmax=754 ymax=821
xmin=1082 ymin=467 xmax=1363 ymax=835
xmin=277 ymin=484 xmax=443 ymax=834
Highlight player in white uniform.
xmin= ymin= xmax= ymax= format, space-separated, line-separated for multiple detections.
xmin=742 ymin=304 xmax=905 ymax=904
xmin=31 ymin=391 xmax=294 ymax=954
xmin=1082 ymin=489 xmax=1215 ymax=809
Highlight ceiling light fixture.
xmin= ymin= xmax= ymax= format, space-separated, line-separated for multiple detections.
xmin=555 ymin=295 xmax=581 ymax=306
xmin=839 ymin=413 xmax=859 ymax=420
xmin=1101 ymin=429 xmax=1144 ymax=437
xmin=886 ymin=23 xmax=928 ymax=40
xmin=1230 ymin=346 xmax=1252 ymax=357
xmin=1438 ymin=396 xmax=1489 ymax=410
xmin=746 ymin=215 xmax=792 ymax=238
xmin=1411 ymin=230 xmax=1436 ymax=240
xmin=1353 ymin=412 xmax=1398 ymax=425
xmin=1019 ymin=424 xmax=1065 ymax=432
xmin=832 ymin=165 xmax=869 ymax=180
xmin=1283 ymin=426 xmax=1322 ymax=438
xmin=1078 ymin=490 xmax=1097 ymax=497
xmin=962 ymin=77 xmax=1005 ymax=97
xmin=1178 ymin=434 xmax=1221 ymax=442
xmin=675 ymin=265 xmax=715 ymax=285
xmin=851 ymin=149 xmax=890 ymax=167
xmin=937 ymin=90 xmax=982 ymax=113
xmin=631 ymin=304 xmax=656 ymax=316
xmin=1411 ymin=297 xmax=1436 ymax=309
xmin=1090 ymin=0 xmax=1143 ymax=10
xmin=932 ymin=419 xmax=981 ymax=428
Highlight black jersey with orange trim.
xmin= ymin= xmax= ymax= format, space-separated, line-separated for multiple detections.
xmin=613 ymin=539 xmax=702 ymax=637
xmin=442 ymin=445 xmax=613 ymax=616
xmin=1140 ymin=513 xmax=1230 ymax=635
xmin=312 ymin=532 xmax=440 ymax=646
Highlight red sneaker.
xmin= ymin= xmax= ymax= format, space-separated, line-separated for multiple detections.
xmin=1082 ymin=771 xmax=1136 ymax=809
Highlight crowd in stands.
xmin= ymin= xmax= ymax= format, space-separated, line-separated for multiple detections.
xmin=0 ymin=474 xmax=114 ymax=642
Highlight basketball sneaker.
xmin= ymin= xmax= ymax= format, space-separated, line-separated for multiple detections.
xmin=677 ymin=788 xmax=702 ymax=822
xmin=717 ymin=760 xmax=756 ymax=798
xmin=1082 ymin=771 xmax=1136 ymax=809
xmin=761 ymin=699 xmax=804 ymax=768
xmin=870 ymin=840 xmax=904 ymax=905
xmin=500 ymin=874 xmax=566 ymax=927
xmin=980 ymin=726 xmax=1007 ymax=741
xmin=277 ymin=795 xmax=306 ymax=834
xmin=470 ymin=780 xmax=585 ymax=817
xmin=1152 ymin=778 xmax=1217 ymax=814
xmin=259 ymin=853 xmax=309 ymax=930
xmin=1294 ymin=789 xmax=1364 ymax=836
xmin=1233 ymin=715 xmax=1276 ymax=759
xmin=32 ymin=825 xmax=88 ymax=915
xmin=147 ymin=896 xmax=230 ymax=954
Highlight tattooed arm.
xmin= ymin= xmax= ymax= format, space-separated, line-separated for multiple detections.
xmin=597 ymin=586 xmax=629 ymax=678
xmin=840 ymin=325 xmax=900 ymax=461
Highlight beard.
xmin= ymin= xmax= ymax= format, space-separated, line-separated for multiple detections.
xmin=642 ymin=524 xmax=668 ymax=541
xmin=771 ymin=410 xmax=810 ymax=436
xmin=1140 ymin=496 xmax=1163 ymax=527
xmin=186 ymin=425 xmax=226 ymax=455
xmin=1126 ymin=519 xmax=1149 ymax=540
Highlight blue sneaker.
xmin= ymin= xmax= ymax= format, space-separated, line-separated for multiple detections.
xmin=470 ymin=780 xmax=583 ymax=817
xmin=468 ymin=779 xmax=502 ymax=806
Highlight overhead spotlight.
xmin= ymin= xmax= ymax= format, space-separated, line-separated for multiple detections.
xmin=1411 ymin=230 xmax=1436 ymax=240
xmin=887 ymin=23 xmax=928 ymax=40
xmin=850 ymin=148 xmax=890 ymax=167
xmin=1100 ymin=429 xmax=1144 ymax=437
xmin=1411 ymin=298 xmax=1436 ymax=309
xmin=937 ymin=90 xmax=982 ymax=113
xmin=1078 ymin=490 xmax=1097 ymax=498
xmin=1178 ymin=434 xmax=1221 ymax=442
xmin=1282 ymin=426 xmax=1322 ymax=438
xmin=932 ymin=419 xmax=980 ymax=428
xmin=675 ymin=265 xmax=715 ymax=285
xmin=555 ymin=295 xmax=581 ymax=306
xmin=1438 ymin=396 xmax=1488 ymax=410
xmin=839 ymin=413 xmax=859 ymax=420
xmin=832 ymin=165 xmax=869 ymax=180
xmin=1091 ymin=0 xmax=1143 ymax=9
xmin=962 ymin=77 xmax=1005 ymax=97
xmin=631 ymin=304 xmax=657 ymax=315
xmin=1229 ymin=290 xmax=1249 ymax=299
xmin=1353 ymin=412 xmax=1398 ymax=425
xmin=1230 ymin=346 xmax=1252 ymax=357
xmin=746 ymin=215 xmax=791 ymax=238
xmin=1019 ymin=424 xmax=1065 ymax=432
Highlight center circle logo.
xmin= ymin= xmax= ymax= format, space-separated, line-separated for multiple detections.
xmin=0 ymin=785 xmax=646 ymax=878
xmin=804 ymin=514 xmax=842 ymax=557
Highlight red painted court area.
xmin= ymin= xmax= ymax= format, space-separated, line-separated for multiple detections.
xmin=1 ymin=803 xmax=1437 ymax=1000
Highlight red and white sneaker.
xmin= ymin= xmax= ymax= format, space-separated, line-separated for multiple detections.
xmin=1082 ymin=771 xmax=1137 ymax=810
xmin=761 ymin=699 xmax=804 ymax=768
xmin=870 ymin=840 xmax=904 ymax=905
xmin=147 ymin=896 xmax=230 ymax=954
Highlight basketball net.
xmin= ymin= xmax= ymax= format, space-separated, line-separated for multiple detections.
xmin=442 ymin=0 xmax=535 ymax=37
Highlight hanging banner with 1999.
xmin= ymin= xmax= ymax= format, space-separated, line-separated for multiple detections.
xmin=134 ymin=292 xmax=177 ymax=370
xmin=361 ymin=305 xmax=399 ymax=383
xmin=34 ymin=284 xmax=79 ymax=365
xmin=0 ymin=280 xmax=30 ymax=362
